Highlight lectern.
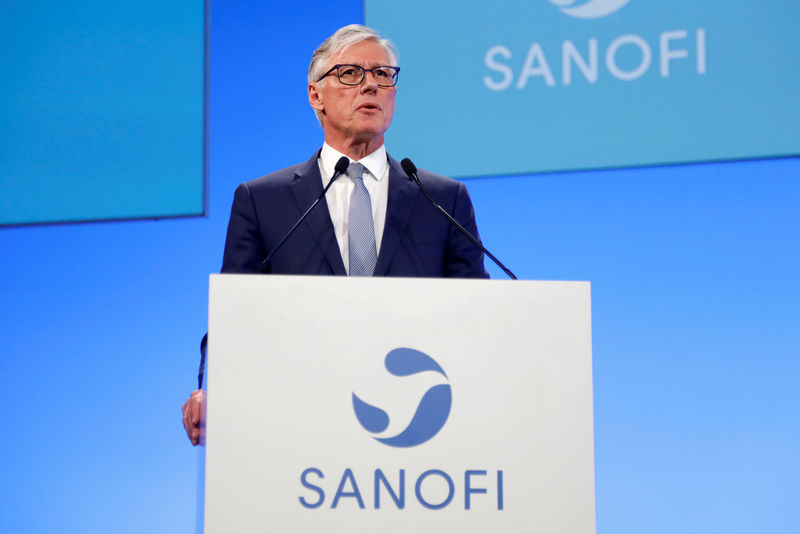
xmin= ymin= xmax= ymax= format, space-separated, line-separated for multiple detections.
xmin=204 ymin=275 xmax=595 ymax=533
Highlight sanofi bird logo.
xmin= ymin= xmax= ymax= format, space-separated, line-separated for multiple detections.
xmin=548 ymin=0 xmax=631 ymax=19
xmin=352 ymin=348 xmax=452 ymax=448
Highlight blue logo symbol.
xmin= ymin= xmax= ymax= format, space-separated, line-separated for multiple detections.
xmin=352 ymin=348 xmax=451 ymax=448
xmin=548 ymin=0 xmax=631 ymax=19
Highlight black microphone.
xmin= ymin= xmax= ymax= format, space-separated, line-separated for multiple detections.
xmin=400 ymin=158 xmax=517 ymax=280
xmin=259 ymin=156 xmax=350 ymax=272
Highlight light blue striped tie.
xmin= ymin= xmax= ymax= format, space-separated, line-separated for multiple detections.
xmin=347 ymin=162 xmax=377 ymax=276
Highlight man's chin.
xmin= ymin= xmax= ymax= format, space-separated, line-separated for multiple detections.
xmin=351 ymin=123 xmax=388 ymax=140
xmin=355 ymin=115 xmax=387 ymax=130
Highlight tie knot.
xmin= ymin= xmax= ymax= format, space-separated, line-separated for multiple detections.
xmin=347 ymin=162 xmax=365 ymax=182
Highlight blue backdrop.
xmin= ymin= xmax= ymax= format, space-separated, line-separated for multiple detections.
xmin=0 ymin=1 xmax=798 ymax=533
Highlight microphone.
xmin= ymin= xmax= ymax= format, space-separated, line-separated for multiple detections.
xmin=400 ymin=158 xmax=517 ymax=280
xmin=259 ymin=156 xmax=350 ymax=272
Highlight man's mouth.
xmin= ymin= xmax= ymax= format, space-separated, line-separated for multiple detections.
xmin=357 ymin=102 xmax=381 ymax=111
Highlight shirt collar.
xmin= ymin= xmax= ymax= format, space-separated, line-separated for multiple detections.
xmin=320 ymin=142 xmax=388 ymax=182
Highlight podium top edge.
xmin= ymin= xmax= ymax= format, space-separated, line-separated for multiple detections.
xmin=208 ymin=274 xmax=590 ymax=286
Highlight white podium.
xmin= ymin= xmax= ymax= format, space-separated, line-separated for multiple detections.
xmin=204 ymin=275 xmax=595 ymax=533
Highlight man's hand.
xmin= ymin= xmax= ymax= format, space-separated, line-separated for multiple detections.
xmin=182 ymin=389 xmax=206 ymax=446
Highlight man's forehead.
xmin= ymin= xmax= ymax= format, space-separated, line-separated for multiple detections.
xmin=332 ymin=41 xmax=391 ymax=66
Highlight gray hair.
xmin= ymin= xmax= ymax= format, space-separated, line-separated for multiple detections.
xmin=308 ymin=24 xmax=398 ymax=124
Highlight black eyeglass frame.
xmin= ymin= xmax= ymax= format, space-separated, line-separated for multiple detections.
xmin=316 ymin=64 xmax=401 ymax=87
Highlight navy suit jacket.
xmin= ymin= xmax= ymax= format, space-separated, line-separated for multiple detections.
xmin=221 ymin=152 xmax=489 ymax=278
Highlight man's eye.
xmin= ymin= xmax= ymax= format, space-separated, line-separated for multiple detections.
xmin=340 ymin=67 xmax=358 ymax=76
xmin=374 ymin=68 xmax=390 ymax=78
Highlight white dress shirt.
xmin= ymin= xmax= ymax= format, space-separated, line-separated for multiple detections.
xmin=318 ymin=142 xmax=389 ymax=273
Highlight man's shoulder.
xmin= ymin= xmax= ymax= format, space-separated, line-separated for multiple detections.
xmin=387 ymin=156 xmax=464 ymax=193
xmin=417 ymin=167 xmax=463 ymax=189
xmin=243 ymin=152 xmax=319 ymax=191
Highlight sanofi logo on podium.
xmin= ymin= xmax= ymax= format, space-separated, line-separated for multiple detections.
xmin=548 ymin=0 xmax=631 ymax=19
xmin=352 ymin=348 xmax=452 ymax=448
xmin=298 ymin=347 xmax=504 ymax=511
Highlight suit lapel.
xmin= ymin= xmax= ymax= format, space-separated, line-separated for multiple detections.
xmin=374 ymin=157 xmax=420 ymax=276
xmin=289 ymin=153 xmax=347 ymax=275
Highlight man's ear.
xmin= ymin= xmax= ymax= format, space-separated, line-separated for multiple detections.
xmin=308 ymin=83 xmax=324 ymax=112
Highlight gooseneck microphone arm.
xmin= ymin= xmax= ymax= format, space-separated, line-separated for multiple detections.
xmin=259 ymin=156 xmax=351 ymax=272
xmin=400 ymin=158 xmax=517 ymax=280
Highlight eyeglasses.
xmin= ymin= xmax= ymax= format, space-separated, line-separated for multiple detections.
xmin=317 ymin=64 xmax=401 ymax=87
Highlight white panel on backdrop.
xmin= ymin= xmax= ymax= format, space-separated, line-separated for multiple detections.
xmin=205 ymin=275 xmax=594 ymax=533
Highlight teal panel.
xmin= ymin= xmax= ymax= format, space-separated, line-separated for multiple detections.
xmin=0 ymin=0 xmax=205 ymax=225
xmin=365 ymin=0 xmax=800 ymax=177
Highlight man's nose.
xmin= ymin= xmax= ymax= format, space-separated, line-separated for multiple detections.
xmin=360 ymin=76 xmax=378 ymax=93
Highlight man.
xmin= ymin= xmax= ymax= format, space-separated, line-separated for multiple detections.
xmin=182 ymin=24 xmax=488 ymax=445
